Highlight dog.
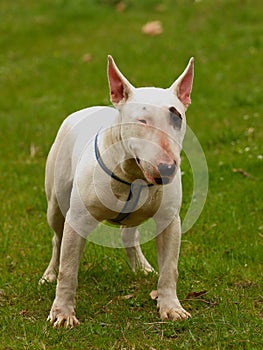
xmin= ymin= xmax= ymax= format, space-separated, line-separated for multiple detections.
xmin=40 ymin=55 xmax=194 ymax=327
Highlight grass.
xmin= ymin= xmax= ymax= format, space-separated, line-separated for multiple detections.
xmin=0 ymin=0 xmax=263 ymax=348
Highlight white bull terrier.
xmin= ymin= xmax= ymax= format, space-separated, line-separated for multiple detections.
xmin=40 ymin=56 xmax=194 ymax=327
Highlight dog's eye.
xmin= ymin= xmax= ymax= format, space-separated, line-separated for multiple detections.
xmin=169 ymin=106 xmax=182 ymax=129
xmin=138 ymin=119 xmax=147 ymax=125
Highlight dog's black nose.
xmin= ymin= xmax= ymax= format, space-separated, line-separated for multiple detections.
xmin=157 ymin=162 xmax=176 ymax=177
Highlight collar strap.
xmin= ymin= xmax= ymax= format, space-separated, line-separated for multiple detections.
xmin=111 ymin=182 xmax=144 ymax=223
xmin=95 ymin=132 xmax=132 ymax=186
xmin=94 ymin=132 xmax=153 ymax=188
xmin=94 ymin=132 xmax=153 ymax=224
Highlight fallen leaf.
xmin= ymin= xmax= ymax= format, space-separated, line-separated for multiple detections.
xmin=121 ymin=294 xmax=134 ymax=300
xmin=142 ymin=21 xmax=163 ymax=36
xmin=232 ymin=168 xmax=249 ymax=177
xmin=232 ymin=168 xmax=255 ymax=179
xmin=186 ymin=290 xmax=207 ymax=299
xmin=82 ymin=53 xmax=93 ymax=63
xmin=116 ymin=1 xmax=126 ymax=12
xmin=150 ymin=290 xmax=158 ymax=300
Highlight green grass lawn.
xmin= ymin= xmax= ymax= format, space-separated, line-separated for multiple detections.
xmin=0 ymin=0 xmax=263 ymax=349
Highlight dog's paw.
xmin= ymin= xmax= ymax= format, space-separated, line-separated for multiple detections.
xmin=140 ymin=264 xmax=157 ymax=275
xmin=159 ymin=306 xmax=191 ymax=321
xmin=39 ymin=271 xmax=57 ymax=285
xmin=47 ymin=306 xmax=80 ymax=328
xmin=157 ymin=299 xmax=191 ymax=321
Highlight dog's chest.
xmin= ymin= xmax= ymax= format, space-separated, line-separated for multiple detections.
xmin=87 ymin=179 xmax=163 ymax=227
xmin=107 ymin=183 xmax=163 ymax=225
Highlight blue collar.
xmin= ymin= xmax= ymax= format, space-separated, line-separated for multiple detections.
xmin=94 ymin=133 xmax=153 ymax=224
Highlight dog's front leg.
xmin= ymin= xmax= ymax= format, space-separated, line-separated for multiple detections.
xmin=48 ymin=223 xmax=86 ymax=328
xmin=156 ymin=216 xmax=191 ymax=321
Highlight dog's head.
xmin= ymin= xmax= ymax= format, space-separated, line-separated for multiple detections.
xmin=107 ymin=56 xmax=194 ymax=185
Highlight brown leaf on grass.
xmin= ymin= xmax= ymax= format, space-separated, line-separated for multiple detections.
xmin=120 ymin=294 xmax=134 ymax=300
xmin=232 ymin=168 xmax=255 ymax=179
xmin=116 ymin=1 xmax=126 ymax=12
xmin=185 ymin=290 xmax=218 ymax=307
xmin=142 ymin=21 xmax=163 ymax=36
xmin=186 ymin=290 xmax=207 ymax=299
xmin=149 ymin=290 xmax=158 ymax=300
xmin=82 ymin=53 xmax=93 ymax=63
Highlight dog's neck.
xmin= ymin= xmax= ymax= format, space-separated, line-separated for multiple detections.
xmin=98 ymin=126 xmax=146 ymax=185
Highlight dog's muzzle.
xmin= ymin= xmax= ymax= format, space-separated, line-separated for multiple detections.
xmin=157 ymin=162 xmax=176 ymax=177
xmin=136 ymin=157 xmax=177 ymax=185
xmin=153 ymin=161 xmax=176 ymax=184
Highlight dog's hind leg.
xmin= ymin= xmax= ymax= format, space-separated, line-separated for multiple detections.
xmin=39 ymin=196 xmax=65 ymax=284
xmin=121 ymin=227 xmax=155 ymax=274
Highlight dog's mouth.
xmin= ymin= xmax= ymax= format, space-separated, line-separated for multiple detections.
xmin=154 ymin=177 xmax=170 ymax=185
xmin=145 ymin=172 xmax=171 ymax=185
xmin=135 ymin=157 xmax=174 ymax=185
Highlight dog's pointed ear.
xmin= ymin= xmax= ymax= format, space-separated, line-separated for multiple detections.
xmin=107 ymin=55 xmax=134 ymax=106
xmin=170 ymin=57 xmax=194 ymax=109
